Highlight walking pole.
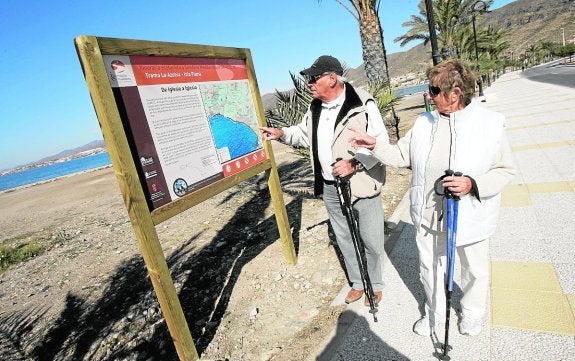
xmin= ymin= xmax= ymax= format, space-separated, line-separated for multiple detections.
xmin=441 ymin=170 xmax=461 ymax=360
xmin=334 ymin=173 xmax=378 ymax=322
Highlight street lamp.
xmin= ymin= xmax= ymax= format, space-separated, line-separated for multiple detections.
xmin=561 ymin=28 xmax=566 ymax=46
xmin=471 ymin=0 xmax=487 ymax=98
xmin=424 ymin=0 xmax=441 ymax=65
xmin=511 ymin=50 xmax=514 ymax=71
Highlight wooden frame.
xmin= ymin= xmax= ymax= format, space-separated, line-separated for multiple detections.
xmin=75 ymin=35 xmax=295 ymax=360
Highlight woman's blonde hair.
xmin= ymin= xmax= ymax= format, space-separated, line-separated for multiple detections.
xmin=426 ymin=59 xmax=476 ymax=105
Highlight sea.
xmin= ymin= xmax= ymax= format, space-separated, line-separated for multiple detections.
xmin=0 ymin=152 xmax=112 ymax=192
xmin=394 ymin=83 xmax=428 ymax=97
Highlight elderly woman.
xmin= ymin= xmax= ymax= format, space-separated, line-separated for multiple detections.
xmin=349 ymin=59 xmax=516 ymax=336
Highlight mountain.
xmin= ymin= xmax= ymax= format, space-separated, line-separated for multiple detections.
xmin=484 ymin=0 xmax=575 ymax=53
xmin=1 ymin=140 xmax=107 ymax=176
xmin=261 ymin=92 xmax=278 ymax=112
xmin=347 ymin=44 xmax=430 ymax=89
xmin=341 ymin=0 xmax=575 ymax=89
xmin=35 ymin=140 xmax=107 ymax=164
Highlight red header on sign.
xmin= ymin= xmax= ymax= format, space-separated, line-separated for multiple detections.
xmin=130 ymin=56 xmax=248 ymax=85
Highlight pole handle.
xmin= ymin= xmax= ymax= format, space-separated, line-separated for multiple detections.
xmin=443 ymin=169 xmax=463 ymax=200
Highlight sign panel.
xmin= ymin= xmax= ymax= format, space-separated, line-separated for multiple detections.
xmin=102 ymin=55 xmax=266 ymax=209
xmin=76 ymin=36 xmax=296 ymax=360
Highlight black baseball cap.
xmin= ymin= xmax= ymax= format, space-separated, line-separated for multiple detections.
xmin=300 ymin=55 xmax=343 ymax=77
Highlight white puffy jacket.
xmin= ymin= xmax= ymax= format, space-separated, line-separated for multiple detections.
xmin=372 ymin=100 xmax=516 ymax=245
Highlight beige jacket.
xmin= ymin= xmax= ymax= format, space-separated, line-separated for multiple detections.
xmin=282 ymin=84 xmax=386 ymax=202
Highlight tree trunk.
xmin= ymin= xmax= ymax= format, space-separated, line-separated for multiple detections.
xmin=359 ymin=11 xmax=388 ymax=84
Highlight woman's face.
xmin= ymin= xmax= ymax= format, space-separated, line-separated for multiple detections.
xmin=427 ymin=77 xmax=465 ymax=114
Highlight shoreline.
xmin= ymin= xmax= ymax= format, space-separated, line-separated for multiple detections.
xmin=0 ymin=164 xmax=113 ymax=195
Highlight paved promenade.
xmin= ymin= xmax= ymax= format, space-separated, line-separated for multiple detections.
xmin=315 ymin=68 xmax=575 ymax=361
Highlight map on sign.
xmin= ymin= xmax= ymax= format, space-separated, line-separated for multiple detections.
xmin=103 ymin=55 xmax=267 ymax=209
xmin=201 ymin=82 xmax=261 ymax=163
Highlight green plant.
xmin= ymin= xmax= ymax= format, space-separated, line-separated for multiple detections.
xmin=266 ymin=68 xmax=402 ymax=152
xmin=265 ymin=72 xmax=312 ymax=159
xmin=0 ymin=242 xmax=46 ymax=273
xmin=367 ymin=80 xmax=403 ymax=141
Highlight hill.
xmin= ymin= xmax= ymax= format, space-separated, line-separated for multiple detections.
xmin=1 ymin=140 xmax=107 ymax=176
xmin=347 ymin=0 xmax=574 ymax=87
xmin=485 ymin=0 xmax=575 ymax=53
xmin=35 ymin=140 xmax=107 ymax=164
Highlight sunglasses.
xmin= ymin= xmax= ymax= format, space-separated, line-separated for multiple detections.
xmin=306 ymin=72 xmax=330 ymax=84
xmin=428 ymin=85 xmax=442 ymax=97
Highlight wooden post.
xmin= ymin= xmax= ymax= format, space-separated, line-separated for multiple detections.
xmin=244 ymin=49 xmax=296 ymax=265
xmin=75 ymin=35 xmax=298 ymax=359
xmin=266 ymin=165 xmax=297 ymax=264
xmin=75 ymin=35 xmax=198 ymax=360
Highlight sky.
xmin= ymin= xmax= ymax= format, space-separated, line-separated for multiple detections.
xmin=0 ymin=0 xmax=515 ymax=170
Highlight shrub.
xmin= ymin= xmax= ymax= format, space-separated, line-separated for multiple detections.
xmin=0 ymin=242 xmax=46 ymax=273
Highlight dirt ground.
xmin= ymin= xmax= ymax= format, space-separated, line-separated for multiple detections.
xmin=0 ymin=95 xmax=424 ymax=361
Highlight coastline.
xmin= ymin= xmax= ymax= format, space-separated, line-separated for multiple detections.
xmin=0 ymin=148 xmax=107 ymax=177
xmin=0 ymin=164 xmax=113 ymax=195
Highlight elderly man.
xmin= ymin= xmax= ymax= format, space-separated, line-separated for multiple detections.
xmin=261 ymin=55 xmax=389 ymax=306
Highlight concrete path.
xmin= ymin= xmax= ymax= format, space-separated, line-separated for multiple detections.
xmin=314 ymin=68 xmax=575 ymax=361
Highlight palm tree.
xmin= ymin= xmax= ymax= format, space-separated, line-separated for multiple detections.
xmin=322 ymin=0 xmax=405 ymax=139
xmin=533 ymin=40 xmax=557 ymax=63
xmin=394 ymin=0 xmax=494 ymax=60
xmin=322 ymin=0 xmax=389 ymax=84
xmin=367 ymin=81 xmax=402 ymax=140
xmin=265 ymin=72 xmax=313 ymax=158
xmin=266 ymin=1 xmax=403 ymax=144
xmin=394 ymin=2 xmax=430 ymax=50
xmin=480 ymin=25 xmax=510 ymax=81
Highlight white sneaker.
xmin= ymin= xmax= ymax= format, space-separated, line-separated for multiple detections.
xmin=413 ymin=315 xmax=440 ymax=336
xmin=459 ymin=317 xmax=482 ymax=336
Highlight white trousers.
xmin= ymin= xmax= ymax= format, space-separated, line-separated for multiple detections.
xmin=416 ymin=228 xmax=490 ymax=322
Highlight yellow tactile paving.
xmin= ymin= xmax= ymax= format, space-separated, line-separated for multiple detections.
xmin=501 ymin=181 xmax=575 ymax=207
xmin=507 ymin=118 xmax=575 ymax=131
xmin=568 ymin=294 xmax=575 ymax=318
xmin=491 ymin=261 xmax=562 ymax=292
xmin=491 ymin=289 xmax=575 ymax=335
xmin=512 ymin=140 xmax=575 ymax=151
xmin=527 ymin=181 xmax=574 ymax=193
xmin=491 ymin=261 xmax=575 ymax=336
xmin=501 ymin=184 xmax=531 ymax=207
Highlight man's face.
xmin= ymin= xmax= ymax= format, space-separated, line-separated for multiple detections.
xmin=306 ymin=72 xmax=332 ymax=101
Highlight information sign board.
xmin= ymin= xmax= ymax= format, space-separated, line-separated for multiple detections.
xmin=102 ymin=54 xmax=267 ymax=210
xmin=75 ymin=36 xmax=295 ymax=361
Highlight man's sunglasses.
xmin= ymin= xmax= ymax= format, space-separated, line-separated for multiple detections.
xmin=306 ymin=72 xmax=330 ymax=84
xmin=428 ymin=85 xmax=442 ymax=97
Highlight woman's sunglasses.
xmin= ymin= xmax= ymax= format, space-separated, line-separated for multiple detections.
xmin=428 ymin=85 xmax=442 ymax=97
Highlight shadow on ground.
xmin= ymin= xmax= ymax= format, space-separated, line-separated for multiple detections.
xmin=315 ymin=310 xmax=409 ymax=361
xmin=386 ymin=221 xmax=464 ymax=331
xmin=0 ymin=159 xmax=319 ymax=360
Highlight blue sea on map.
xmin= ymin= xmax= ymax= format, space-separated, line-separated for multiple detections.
xmin=209 ymin=114 xmax=259 ymax=160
